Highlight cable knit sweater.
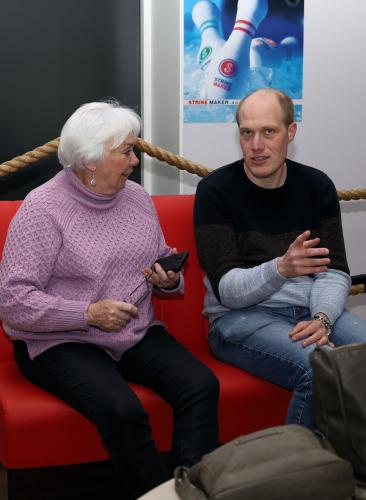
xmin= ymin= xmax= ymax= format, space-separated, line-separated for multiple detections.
xmin=0 ymin=169 xmax=182 ymax=360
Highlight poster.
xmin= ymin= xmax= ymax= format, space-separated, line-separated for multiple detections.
xmin=184 ymin=0 xmax=304 ymax=123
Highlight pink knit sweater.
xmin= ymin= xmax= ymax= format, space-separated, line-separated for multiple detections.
xmin=0 ymin=169 xmax=183 ymax=360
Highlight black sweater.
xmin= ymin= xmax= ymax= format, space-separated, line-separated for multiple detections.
xmin=194 ymin=158 xmax=349 ymax=301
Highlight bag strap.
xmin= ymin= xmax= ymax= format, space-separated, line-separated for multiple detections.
xmin=174 ymin=466 xmax=208 ymax=500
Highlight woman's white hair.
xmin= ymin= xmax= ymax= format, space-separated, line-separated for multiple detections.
xmin=58 ymin=101 xmax=140 ymax=170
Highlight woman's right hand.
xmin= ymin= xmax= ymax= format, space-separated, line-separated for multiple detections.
xmin=87 ymin=300 xmax=138 ymax=331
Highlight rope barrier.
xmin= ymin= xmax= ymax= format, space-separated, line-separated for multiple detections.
xmin=0 ymin=139 xmax=60 ymax=177
xmin=1 ymin=137 xmax=366 ymax=201
xmin=135 ymin=138 xmax=212 ymax=178
xmin=0 ymin=138 xmax=365 ymax=296
xmin=350 ymin=284 xmax=365 ymax=295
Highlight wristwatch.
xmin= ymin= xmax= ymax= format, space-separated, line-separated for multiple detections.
xmin=313 ymin=312 xmax=332 ymax=337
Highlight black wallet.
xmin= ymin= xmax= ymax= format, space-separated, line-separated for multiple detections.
xmin=154 ymin=251 xmax=189 ymax=273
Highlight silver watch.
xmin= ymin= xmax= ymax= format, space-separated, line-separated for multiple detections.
xmin=313 ymin=312 xmax=332 ymax=337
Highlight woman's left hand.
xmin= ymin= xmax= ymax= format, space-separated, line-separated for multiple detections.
xmin=143 ymin=264 xmax=180 ymax=290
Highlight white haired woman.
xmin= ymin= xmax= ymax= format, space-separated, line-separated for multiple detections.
xmin=0 ymin=101 xmax=219 ymax=499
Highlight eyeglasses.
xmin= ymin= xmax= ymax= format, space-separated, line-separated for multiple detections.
xmin=126 ymin=274 xmax=153 ymax=306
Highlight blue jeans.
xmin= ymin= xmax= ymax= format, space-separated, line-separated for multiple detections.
xmin=14 ymin=325 xmax=219 ymax=500
xmin=209 ymin=306 xmax=366 ymax=429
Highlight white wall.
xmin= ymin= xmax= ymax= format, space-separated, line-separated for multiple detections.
xmin=143 ymin=0 xmax=366 ymax=318
xmin=141 ymin=0 xmax=182 ymax=194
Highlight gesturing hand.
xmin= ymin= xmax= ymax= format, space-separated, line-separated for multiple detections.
xmin=277 ymin=230 xmax=330 ymax=278
xmin=87 ymin=300 xmax=138 ymax=332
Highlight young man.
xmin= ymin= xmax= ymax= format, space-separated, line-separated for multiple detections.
xmin=194 ymin=88 xmax=366 ymax=428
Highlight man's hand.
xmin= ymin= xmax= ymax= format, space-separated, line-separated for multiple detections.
xmin=87 ymin=300 xmax=138 ymax=331
xmin=289 ymin=319 xmax=334 ymax=348
xmin=277 ymin=230 xmax=330 ymax=278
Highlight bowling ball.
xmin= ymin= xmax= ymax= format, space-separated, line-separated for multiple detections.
xmin=285 ymin=0 xmax=302 ymax=6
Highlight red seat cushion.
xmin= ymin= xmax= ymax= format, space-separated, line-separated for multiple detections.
xmin=0 ymin=196 xmax=291 ymax=469
xmin=188 ymin=345 xmax=290 ymax=443
xmin=0 ymin=347 xmax=290 ymax=468
xmin=0 ymin=360 xmax=174 ymax=468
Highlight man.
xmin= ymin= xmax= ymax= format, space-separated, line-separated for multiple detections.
xmin=194 ymin=88 xmax=366 ymax=428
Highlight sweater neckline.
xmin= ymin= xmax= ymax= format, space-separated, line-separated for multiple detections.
xmin=240 ymin=159 xmax=291 ymax=193
xmin=63 ymin=168 xmax=123 ymax=210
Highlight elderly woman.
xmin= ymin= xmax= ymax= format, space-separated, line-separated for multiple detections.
xmin=0 ymin=101 xmax=219 ymax=499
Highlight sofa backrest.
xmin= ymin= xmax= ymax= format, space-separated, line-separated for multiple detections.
xmin=0 ymin=195 xmax=208 ymax=362
xmin=0 ymin=200 xmax=22 ymax=361
xmin=151 ymin=195 xmax=208 ymax=346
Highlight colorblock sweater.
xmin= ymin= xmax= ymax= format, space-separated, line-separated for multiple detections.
xmin=0 ymin=169 xmax=182 ymax=360
xmin=194 ymin=159 xmax=351 ymax=324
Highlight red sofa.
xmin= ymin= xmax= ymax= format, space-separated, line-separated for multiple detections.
xmin=0 ymin=196 xmax=291 ymax=499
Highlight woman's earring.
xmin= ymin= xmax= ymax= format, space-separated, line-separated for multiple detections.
xmin=90 ymin=173 xmax=97 ymax=187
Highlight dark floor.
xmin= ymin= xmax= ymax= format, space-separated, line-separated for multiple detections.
xmin=0 ymin=454 xmax=173 ymax=500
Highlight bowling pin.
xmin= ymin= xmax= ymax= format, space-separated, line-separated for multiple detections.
xmin=279 ymin=36 xmax=301 ymax=61
xmin=250 ymin=36 xmax=300 ymax=69
xmin=205 ymin=0 xmax=268 ymax=99
xmin=192 ymin=1 xmax=225 ymax=72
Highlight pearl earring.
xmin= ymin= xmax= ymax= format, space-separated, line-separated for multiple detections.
xmin=90 ymin=173 xmax=97 ymax=187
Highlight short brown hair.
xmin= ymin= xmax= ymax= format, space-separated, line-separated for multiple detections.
xmin=235 ymin=88 xmax=294 ymax=127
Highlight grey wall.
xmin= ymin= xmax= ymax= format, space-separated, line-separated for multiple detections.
xmin=0 ymin=0 xmax=141 ymax=199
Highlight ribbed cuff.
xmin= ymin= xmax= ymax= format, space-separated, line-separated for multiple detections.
xmin=40 ymin=300 xmax=90 ymax=331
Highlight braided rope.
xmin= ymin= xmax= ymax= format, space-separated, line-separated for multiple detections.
xmin=1 ymin=136 xmax=366 ymax=201
xmin=0 ymin=139 xmax=60 ymax=176
xmin=135 ymin=138 xmax=212 ymax=177
xmin=337 ymin=189 xmax=366 ymax=201
xmin=0 ymin=137 xmax=365 ymax=295
xmin=0 ymin=137 xmax=214 ymax=178
xmin=350 ymin=284 xmax=365 ymax=295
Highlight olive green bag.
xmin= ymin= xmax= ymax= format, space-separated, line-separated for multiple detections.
xmin=174 ymin=425 xmax=354 ymax=500
xmin=311 ymin=343 xmax=366 ymax=481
